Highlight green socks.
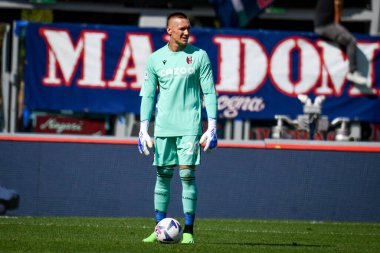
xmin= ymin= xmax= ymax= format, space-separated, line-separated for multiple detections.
xmin=154 ymin=167 xmax=174 ymax=214
xmin=180 ymin=168 xmax=197 ymax=220
xmin=145 ymin=167 xmax=197 ymax=244
xmin=155 ymin=167 xmax=197 ymax=216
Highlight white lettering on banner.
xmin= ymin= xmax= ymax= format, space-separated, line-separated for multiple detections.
xmin=39 ymin=118 xmax=83 ymax=133
xmin=77 ymin=32 xmax=107 ymax=88
xmin=214 ymin=37 xmax=240 ymax=92
xmin=213 ymin=36 xmax=268 ymax=93
xmin=315 ymin=40 xmax=380 ymax=95
xmin=218 ymin=95 xmax=265 ymax=118
xmin=108 ymin=34 xmax=153 ymax=90
xmin=213 ymin=35 xmax=379 ymax=96
xmin=40 ymin=29 xmax=107 ymax=87
xmin=270 ymin=37 xmax=320 ymax=95
xmin=315 ymin=40 xmax=347 ymax=95
xmin=44 ymin=50 xmax=61 ymax=85
xmin=40 ymin=28 xmax=153 ymax=90
xmin=38 ymin=29 xmax=379 ymax=98
xmin=41 ymin=29 xmax=84 ymax=86
xmin=241 ymin=37 xmax=268 ymax=93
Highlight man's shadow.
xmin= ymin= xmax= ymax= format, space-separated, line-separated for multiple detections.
xmin=208 ymin=241 xmax=332 ymax=248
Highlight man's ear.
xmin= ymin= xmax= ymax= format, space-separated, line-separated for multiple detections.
xmin=167 ymin=27 xmax=172 ymax=35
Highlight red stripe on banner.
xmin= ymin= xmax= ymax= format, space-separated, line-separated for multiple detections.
xmin=1 ymin=135 xmax=380 ymax=152
xmin=265 ymin=143 xmax=380 ymax=153
xmin=217 ymin=142 xmax=265 ymax=149
xmin=0 ymin=135 xmax=137 ymax=145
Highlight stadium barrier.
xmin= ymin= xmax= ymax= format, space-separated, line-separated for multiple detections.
xmin=1 ymin=134 xmax=380 ymax=222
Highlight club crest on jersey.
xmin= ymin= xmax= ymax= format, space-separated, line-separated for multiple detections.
xmin=186 ymin=56 xmax=192 ymax=64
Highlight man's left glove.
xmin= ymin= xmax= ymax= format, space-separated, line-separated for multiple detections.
xmin=200 ymin=118 xmax=218 ymax=152
xmin=138 ymin=120 xmax=153 ymax=155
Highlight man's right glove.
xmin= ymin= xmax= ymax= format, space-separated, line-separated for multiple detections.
xmin=138 ymin=120 xmax=153 ymax=155
xmin=199 ymin=118 xmax=218 ymax=152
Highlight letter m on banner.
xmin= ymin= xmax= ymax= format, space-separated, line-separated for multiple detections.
xmin=39 ymin=28 xmax=107 ymax=87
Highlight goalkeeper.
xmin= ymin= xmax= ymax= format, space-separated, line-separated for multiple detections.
xmin=138 ymin=12 xmax=218 ymax=244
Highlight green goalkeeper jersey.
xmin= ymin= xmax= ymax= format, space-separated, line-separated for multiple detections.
xmin=140 ymin=44 xmax=216 ymax=137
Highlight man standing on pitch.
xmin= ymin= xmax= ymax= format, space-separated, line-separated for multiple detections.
xmin=138 ymin=12 xmax=218 ymax=244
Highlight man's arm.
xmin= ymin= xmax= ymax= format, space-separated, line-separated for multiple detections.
xmin=200 ymin=93 xmax=218 ymax=152
xmin=138 ymin=57 xmax=157 ymax=155
xmin=140 ymin=96 xmax=155 ymax=122
xmin=138 ymin=96 xmax=155 ymax=156
xmin=334 ymin=0 xmax=343 ymax=24
xmin=198 ymin=50 xmax=218 ymax=152
xmin=203 ymin=93 xmax=217 ymax=120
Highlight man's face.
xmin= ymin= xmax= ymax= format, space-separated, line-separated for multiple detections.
xmin=167 ymin=17 xmax=191 ymax=47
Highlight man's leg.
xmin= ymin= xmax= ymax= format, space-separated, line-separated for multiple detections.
xmin=333 ymin=24 xmax=358 ymax=73
xmin=315 ymin=24 xmax=366 ymax=84
xmin=179 ymin=167 xmax=197 ymax=244
xmin=337 ymin=27 xmax=367 ymax=84
xmin=143 ymin=166 xmax=174 ymax=242
xmin=176 ymin=135 xmax=200 ymax=244
xmin=155 ymin=166 xmax=174 ymax=218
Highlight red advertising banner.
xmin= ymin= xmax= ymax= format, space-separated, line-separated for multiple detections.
xmin=35 ymin=115 xmax=106 ymax=135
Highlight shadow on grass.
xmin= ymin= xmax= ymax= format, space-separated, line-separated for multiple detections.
xmin=210 ymin=242 xmax=332 ymax=248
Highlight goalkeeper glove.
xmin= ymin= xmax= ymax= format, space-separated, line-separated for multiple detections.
xmin=200 ymin=118 xmax=218 ymax=152
xmin=138 ymin=120 xmax=153 ymax=155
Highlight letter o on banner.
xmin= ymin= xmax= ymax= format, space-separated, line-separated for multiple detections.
xmin=270 ymin=38 xmax=321 ymax=96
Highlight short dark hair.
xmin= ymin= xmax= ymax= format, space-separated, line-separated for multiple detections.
xmin=167 ymin=12 xmax=188 ymax=27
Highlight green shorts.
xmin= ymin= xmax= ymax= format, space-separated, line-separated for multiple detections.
xmin=153 ymin=135 xmax=201 ymax=166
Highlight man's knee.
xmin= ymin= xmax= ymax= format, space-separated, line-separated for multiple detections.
xmin=179 ymin=168 xmax=196 ymax=187
xmin=157 ymin=166 xmax=174 ymax=178
xmin=334 ymin=26 xmax=356 ymax=46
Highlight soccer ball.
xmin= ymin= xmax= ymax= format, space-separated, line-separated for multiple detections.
xmin=155 ymin=218 xmax=183 ymax=243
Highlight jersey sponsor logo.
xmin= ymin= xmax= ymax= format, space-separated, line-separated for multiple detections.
xmin=159 ymin=67 xmax=195 ymax=77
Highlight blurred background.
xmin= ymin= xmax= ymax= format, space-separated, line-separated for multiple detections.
xmin=0 ymin=0 xmax=375 ymax=32
xmin=0 ymin=0 xmax=379 ymax=141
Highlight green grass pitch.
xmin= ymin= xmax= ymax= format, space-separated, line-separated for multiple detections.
xmin=0 ymin=216 xmax=379 ymax=253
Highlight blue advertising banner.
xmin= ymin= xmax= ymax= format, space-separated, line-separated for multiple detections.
xmin=24 ymin=22 xmax=380 ymax=122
